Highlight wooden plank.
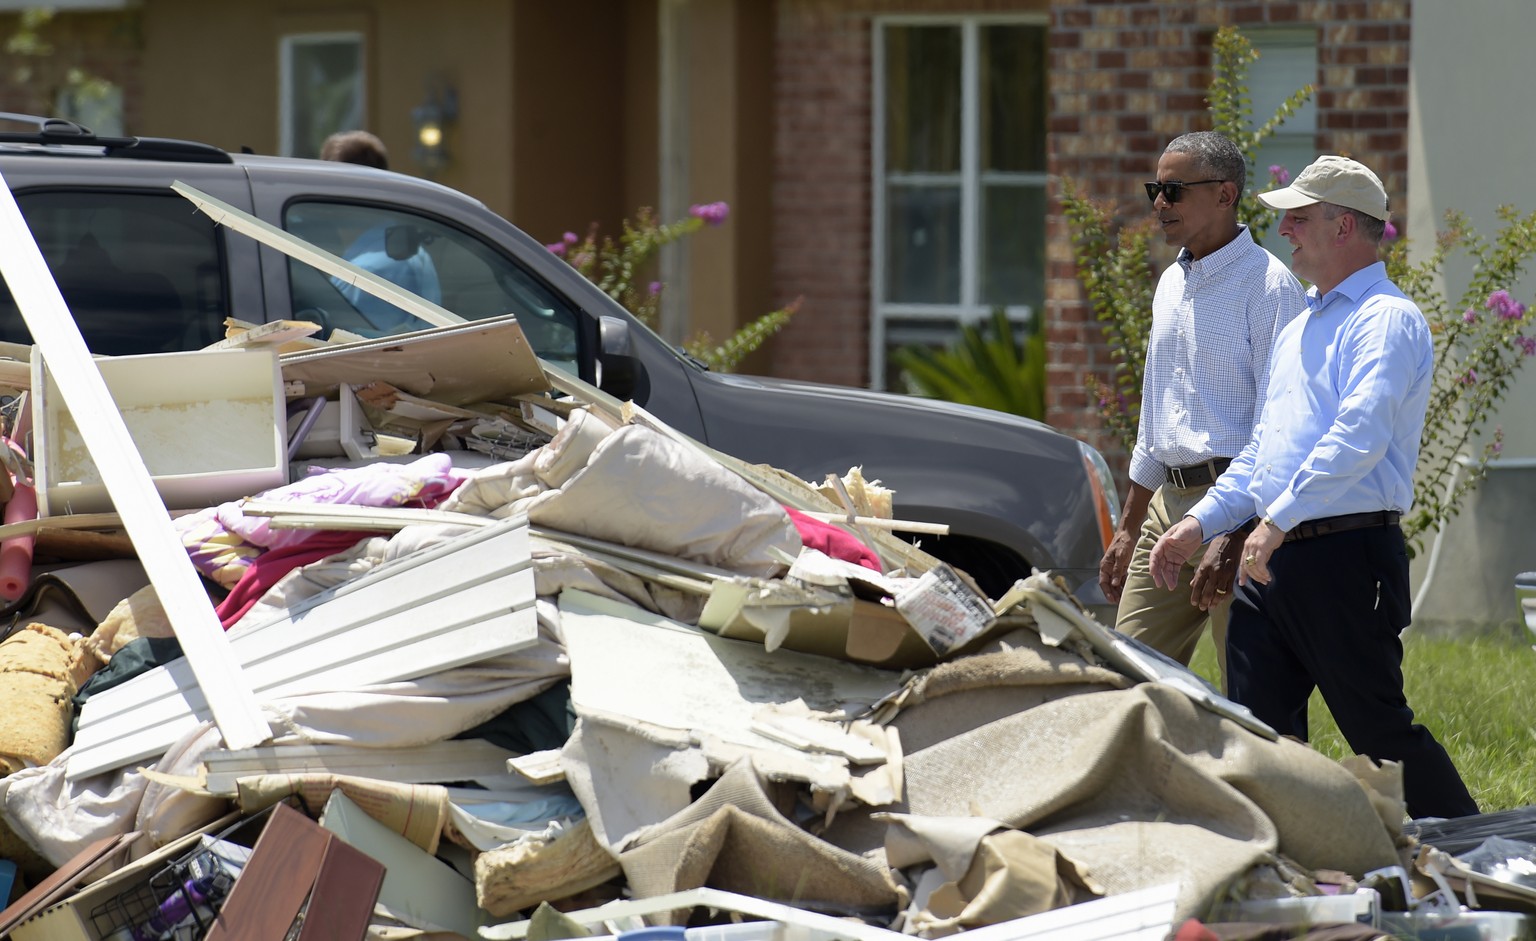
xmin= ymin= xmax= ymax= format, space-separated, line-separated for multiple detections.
xmin=0 ymin=168 xmax=267 ymax=752
xmin=205 ymin=803 xmax=329 ymax=941
xmin=240 ymin=499 xmax=493 ymax=531
xmin=204 ymin=318 xmax=321 ymax=351
xmin=0 ymin=834 xmax=134 ymax=937
xmin=294 ymin=836 xmax=385 ymax=941
xmin=68 ymin=518 xmax=536 ymax=779
xmin=507 ymin=749 xmax=566 ymax=786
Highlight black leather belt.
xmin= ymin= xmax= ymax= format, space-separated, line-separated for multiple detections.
xmin=1283 ymin=510 xmax=1401 ymax=543
xmin=1165 ymin=458 xmax=1231 ymax=489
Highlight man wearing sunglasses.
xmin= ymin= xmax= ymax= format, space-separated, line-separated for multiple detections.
xmin=1148 ymin=155 xmax=1478 ymax=820
xmin=1099 ymin=131 xmax=1305 ymax=687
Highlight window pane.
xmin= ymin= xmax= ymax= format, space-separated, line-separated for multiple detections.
xmin=981 ymin=183 xmax=1046 ymax=309
xmin=1249 ymin=31 xmax=1318 ymax=133
xmin=884 ymin=25 xmax=961 ymax=174
xmin=981 ymin=24 xmax=1048 ymax=173
xmin=283 ymin=201 xmax=581 ymax=371
xmin=286 ymin=36 xmax=363 ymax=158
xmin=0 ymin=192 xmax=227 ymax=354
xmin=885 ymin=185 xmax=961 ymax=305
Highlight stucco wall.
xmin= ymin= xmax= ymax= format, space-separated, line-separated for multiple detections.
xmin=1405 ymin=0 xmax=1536 ymax=635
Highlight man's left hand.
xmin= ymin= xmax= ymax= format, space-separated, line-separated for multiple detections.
xmin=1238 ymin=519 xmax=1287 ymax=586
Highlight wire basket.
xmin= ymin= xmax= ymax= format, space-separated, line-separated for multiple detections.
xmin=90 ymin=847 xmax=237 ymax=941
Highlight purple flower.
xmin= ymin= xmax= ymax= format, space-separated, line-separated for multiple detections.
xmin=563 ymin=231 xmax=579 ymax=245
xmin=1383 ymin=221 xmax=1398 ymax=242
xmin=648 ymin=281 xmax=663 ymax=296
xmin=689 ymin=201 xmax=730 ymax=226
xmin=1518 ymin=335 xmax=1536 ymax=356
xmin=1268 ymin=165 xmax=1290 ymax=186
xmin=545 ymin=241 xmax=566 ymax=256
xmin=1485 ymin=290 xmax=1527 ymax=321
xmin=1492 ymin=438 xmax=1504 ymax=456
xmin=1461 ymin=368 xmax=1479 ymax=385
xmin=1463 ymin=308 xmax=1477 ymax=324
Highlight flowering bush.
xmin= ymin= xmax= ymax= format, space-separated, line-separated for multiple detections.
xmin=1386 ymin=208 xmax=1536 ymax=551
xmin=546 ymin=202 xmax=795 ymax=373
xmin=1062 ymin=25 xmax=1536 ymax=554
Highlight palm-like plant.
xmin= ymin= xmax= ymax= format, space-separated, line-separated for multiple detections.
xmin=890 ymin=308 xmax=1046 ymax=420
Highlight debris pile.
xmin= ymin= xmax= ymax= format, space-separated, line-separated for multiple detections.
xmin=0 ymin=187 xmax=1531 ymax=941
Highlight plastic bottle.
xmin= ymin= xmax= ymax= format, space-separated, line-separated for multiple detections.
xmin=130 ymin=874 xmax=223 ymax=941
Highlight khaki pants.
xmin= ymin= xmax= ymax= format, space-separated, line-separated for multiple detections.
xmin=1116 ymin=482 xmax=1231 ymax=686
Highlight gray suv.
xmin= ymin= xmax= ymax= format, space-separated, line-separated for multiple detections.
xmin=0 ymin=116 xmax=1119 ymax=607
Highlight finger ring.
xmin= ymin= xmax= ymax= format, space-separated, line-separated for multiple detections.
xmin=1244 ymin=554 xmax=1257 ymax=565
xmin=1216 ymin=589 xmax=1229 ymax=595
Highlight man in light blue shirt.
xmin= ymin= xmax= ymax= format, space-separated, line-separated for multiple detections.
xmin=1149 ymin=156 xmax=1478 ymax=821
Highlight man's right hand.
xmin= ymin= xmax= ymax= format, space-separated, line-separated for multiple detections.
xmin=1098 ymin=529 xmax=1138 ymax=604
xmin=1150 ymin=516 xmax=1206 ymax=591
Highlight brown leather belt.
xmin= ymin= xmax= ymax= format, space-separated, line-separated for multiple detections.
xmin=1165 ymin=458 xmax=1232 ymax=489
xmin=1283 ymin=510 xmax=1402 ymax=543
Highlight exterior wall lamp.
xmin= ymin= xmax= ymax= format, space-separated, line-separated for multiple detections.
xmin=412 ymin=81 xmax=458 ymax=172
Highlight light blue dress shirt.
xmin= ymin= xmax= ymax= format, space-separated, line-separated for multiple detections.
xmin=1189 ymin=261 xmax=1434 ymax=538
xmin=331 ymin=225 xmax=442 ymax=335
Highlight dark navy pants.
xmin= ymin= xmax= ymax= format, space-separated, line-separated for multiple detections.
xmin=1227 ymin=523 xmax=1479 ymax=821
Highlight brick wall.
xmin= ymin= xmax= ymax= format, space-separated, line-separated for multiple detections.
xmin=770 ymin=0 xmax=1050 ymax=388
xmin=0 ymin=11 xmax=144 ymax=133
xmin=1047 ymin=0 xmax=1412 ymax=474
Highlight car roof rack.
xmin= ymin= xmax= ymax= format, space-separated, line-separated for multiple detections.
xmin=0 ymin=112 xmax=233 ymax=164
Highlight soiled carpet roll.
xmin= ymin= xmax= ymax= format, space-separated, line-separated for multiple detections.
xmin=0 ymin=623 xmax=82 ymax=775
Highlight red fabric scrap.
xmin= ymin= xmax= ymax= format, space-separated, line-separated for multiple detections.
xmin=783 ymin=506 xmax=882 ymax=572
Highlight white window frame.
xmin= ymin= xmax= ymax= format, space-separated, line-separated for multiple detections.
xmin=870 ymin=13 xmax=1049 ymax=390
xmin=278 ymin=31 xmax=366 ymax=158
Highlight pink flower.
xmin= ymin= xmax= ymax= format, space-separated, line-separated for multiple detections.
xmin=1486 ymin=290 xmax=1526 ymax=321
xmin=563 ymin=231 xmax=579 ymax=245
xmin=1383 ymin=221 xmax=1398 ymax=242
xmin=689 ymin=201 xmax=730 ymax=226
xmin=1461 ymin=368 xmax=1479 ymax=385
xmin=1268 ymin=165 xmax=1290 ymax=186
xmin=545 ymin=241 xmax=566 ymax=256
xmin=1463 ymin=308 xmax=1477 ymax=324
xmin=1492 ymin=438 xmax=1504 ymax=456
xmin=648 ymin=281 xmax=663 ymax=296
xmin=1517 ymin=335 xmax=1536 ymax=356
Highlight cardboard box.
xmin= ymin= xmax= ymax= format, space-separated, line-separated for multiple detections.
xmin=33 ymin=349 xmax=287 ymax=516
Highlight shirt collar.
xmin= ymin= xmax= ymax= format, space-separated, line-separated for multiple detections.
xmin=1306 ymin=260 xmax=1389 ymax=312
xmin=1177 ymin=224 xmax=1254 ymax=274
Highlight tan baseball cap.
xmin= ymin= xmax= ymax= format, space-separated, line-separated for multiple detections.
xmin=1256 ymin=155 xmax=1389 ymax=220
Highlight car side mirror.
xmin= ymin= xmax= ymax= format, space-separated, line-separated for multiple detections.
xmin=597 ymin=314 xmax=642 ymax=401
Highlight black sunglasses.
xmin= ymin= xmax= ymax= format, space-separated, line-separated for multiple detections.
xmin=1144 ymin=179 xmax=1227 ymax=204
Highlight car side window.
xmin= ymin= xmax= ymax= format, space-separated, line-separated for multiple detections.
xmin=282 ymin=201 xmax=581 ymax=373
xmin=0 ymin=190 xmax=228 ymax=355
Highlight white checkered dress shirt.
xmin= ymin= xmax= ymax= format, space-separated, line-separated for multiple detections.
xmin=1128 ymin=225 xmax=1306 ymax=491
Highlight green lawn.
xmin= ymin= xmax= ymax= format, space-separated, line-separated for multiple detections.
xmin=1189 ymin=631 xmax=1536 ymax=812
